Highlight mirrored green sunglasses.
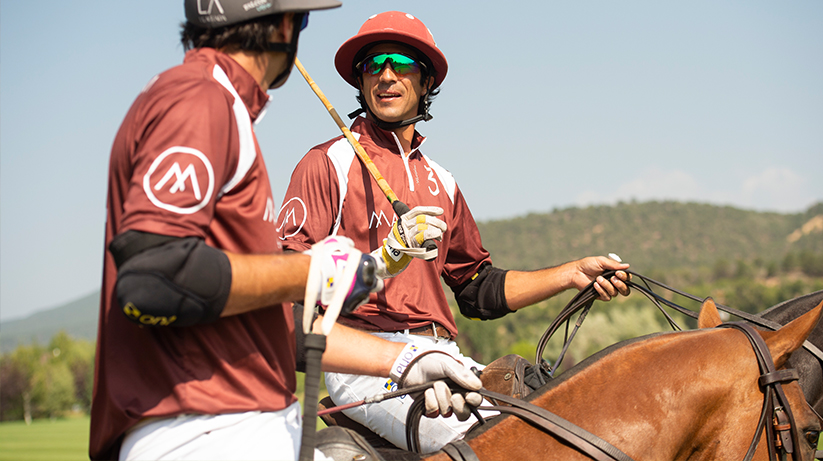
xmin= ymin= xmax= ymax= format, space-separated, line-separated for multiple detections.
xmin=357 ymin=53 xmax=427 ymax=76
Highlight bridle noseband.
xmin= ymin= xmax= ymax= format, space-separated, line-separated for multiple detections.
xmin=719 ymin=322 xmax=803 ymax=461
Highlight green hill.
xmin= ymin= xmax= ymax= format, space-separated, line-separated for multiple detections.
xmin=0 ymin=292 xmax=98 ymax=354
xmin=479 ymin=200 xmax=823 ymax=273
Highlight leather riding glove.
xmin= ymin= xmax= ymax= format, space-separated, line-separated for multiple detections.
xmin=371 ymin=206 xmax=447 ymax=278
xmin=389 ymin=343 xmax=483 ymax=421
xmin=305 ymin=236 xmax=382 ymax=315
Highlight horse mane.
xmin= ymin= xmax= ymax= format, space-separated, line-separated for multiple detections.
xmin=525 ymin=331 xmax=671 ymax=402
xmin=759 ymin=289 xmax=823 ymax=323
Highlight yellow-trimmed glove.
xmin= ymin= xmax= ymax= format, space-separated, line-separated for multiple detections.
xmin=371 ymin=206 xmax=447 ymax=278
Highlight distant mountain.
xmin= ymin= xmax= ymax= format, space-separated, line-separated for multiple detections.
xmin=1 ymin=200 xmax=821 ymax=354
xmin=0 ymin=291 xmax=99 ymax=353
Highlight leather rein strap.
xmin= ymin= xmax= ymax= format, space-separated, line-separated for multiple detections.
xmin=534 ymin=271 xmax=823 ymax=384
xmin=475 ymin=390 xmax=635 ymax=461
xmin=719 ymin=322 xmax=801 ymax=461
xmin=407 ymin=387 xmax=635 ymax=461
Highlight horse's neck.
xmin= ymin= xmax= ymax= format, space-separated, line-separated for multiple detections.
xmin=461 ymin=330 xmax=763 ymax=461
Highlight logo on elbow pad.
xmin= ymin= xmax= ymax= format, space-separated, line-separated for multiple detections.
xmin=122 ymin=303 xmax=178 ymax=326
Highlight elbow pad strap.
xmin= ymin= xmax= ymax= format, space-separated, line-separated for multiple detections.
xmin=110 ymin=231 xmax=231 ymax=327
xmin=452 ymin=263 xmax=512 ymax=320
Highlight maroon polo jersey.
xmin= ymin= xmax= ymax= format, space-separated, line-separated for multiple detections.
xmin=90 ymin=48 xmax=295 ymax=460
xmin=278 ymin=117 xmax=491 ymax=338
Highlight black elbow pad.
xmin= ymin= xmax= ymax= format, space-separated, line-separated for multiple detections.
xmin=110 ymin=231 xmax=231 ymax=327
xmin=452 ymin=263 xmax=512 ymax=321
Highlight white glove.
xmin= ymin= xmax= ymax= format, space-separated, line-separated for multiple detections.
xmin=371 ymin=206 xmax=447 ymax=278
xmin=304 ymin=236 xmax=382 ymax=329
xmin=389 ymin=343 xmax=483 ymax=421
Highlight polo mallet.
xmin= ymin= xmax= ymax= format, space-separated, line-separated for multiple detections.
xmin=298 ymin=244 xmax=364 ymax=461
xmin=293 ymin=58 xmax=437 ymax=255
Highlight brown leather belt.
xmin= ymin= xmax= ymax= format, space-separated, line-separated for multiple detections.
xmin=406 ymin=322 xmax=452 ymax=340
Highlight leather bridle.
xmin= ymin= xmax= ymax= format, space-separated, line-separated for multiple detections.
xmin=720 ymin=322 xmax=803 ymax=461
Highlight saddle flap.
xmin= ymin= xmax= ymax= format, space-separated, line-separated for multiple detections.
xmin=480 ymin=354 xmax=534 ymax=401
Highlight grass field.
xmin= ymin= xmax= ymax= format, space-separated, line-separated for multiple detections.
xmin=0 ymin=415 xmax=89 ymax=461
xmin=0 ymin=413 xmax=818 ymax=460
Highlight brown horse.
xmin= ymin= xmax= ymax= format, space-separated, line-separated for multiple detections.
xmin=418 ymin=299 xmax=823 ymax=461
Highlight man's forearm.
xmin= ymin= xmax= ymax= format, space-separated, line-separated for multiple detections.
xmin=321 ymin=321 xmax=404 ymax=376
xmin=222 ymin=252 xmax=310 ymax=316
xmin=504 ymin=257 xmax=631 ymax=310
xmin=504 ymin=264 xmax=575 ymax=311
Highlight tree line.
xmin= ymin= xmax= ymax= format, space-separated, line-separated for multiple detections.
xmin=0 ymin=331 xmax=94 ymax=423
xmin=1 ymin=276 xmax=820 ymax=423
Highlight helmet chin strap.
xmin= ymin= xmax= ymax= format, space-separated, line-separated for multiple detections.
xmin=348 ymin=87 xmax=433 ymax=130
xmin=261 ymin=14 xmax=304 ymax=90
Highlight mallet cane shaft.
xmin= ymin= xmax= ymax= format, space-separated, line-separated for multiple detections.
xmin=294 ymin=58 xmax=436 ymax=253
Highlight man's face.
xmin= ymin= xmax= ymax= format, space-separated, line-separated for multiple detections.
xmin=358 ymin=43 xmax=432 ymax=124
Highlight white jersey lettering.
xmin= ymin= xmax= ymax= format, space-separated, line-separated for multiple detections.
xmin=154 ymin=162 xmax=202 ymax=200
xmin=263 ymin=197 xmax=276 ymax=224
xmin=277 ymin=197 xmax=307 ymax=239
xmin=198 ymin=0 xmax=224 ymax=15
xmin=143 ymin=146 xmax=215 ymax=215
xmin=369 ymin=210 xmax=394 ymax=229
xmin=424 ymin=165 xmax=440 ymax=196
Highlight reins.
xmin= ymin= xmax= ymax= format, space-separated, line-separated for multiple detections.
xmin=533 ymin=270 xmax=823 ymax=385
xmin=405 ymin=387 xmax=634 ymax=461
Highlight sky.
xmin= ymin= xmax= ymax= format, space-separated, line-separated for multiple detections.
xmin=1 ymin=1 xmax=821 ymax=322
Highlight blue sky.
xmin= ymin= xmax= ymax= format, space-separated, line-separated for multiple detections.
xmin=1 ymin=1 xmax=821 ymax=322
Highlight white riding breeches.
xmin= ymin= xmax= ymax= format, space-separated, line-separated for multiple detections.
xmin=324 ymin=331 xmax=496 ymax=454
xmin=119 ymin=402 xmax=332 ymax=461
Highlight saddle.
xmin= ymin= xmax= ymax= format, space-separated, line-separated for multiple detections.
xmin=318 ymin=354 xmax=538 ymax=450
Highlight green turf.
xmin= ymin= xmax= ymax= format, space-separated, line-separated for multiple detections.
xmin=0 ymin=413 xmax=818 ymax=460
xmin=0 ymin=415 xmax=90 ymax=461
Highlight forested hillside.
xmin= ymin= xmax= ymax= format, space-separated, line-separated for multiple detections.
xmin=479 ymin=200 xmax=823 ymax=274
xmin=454 ymin=200 xmax=823 ymax=366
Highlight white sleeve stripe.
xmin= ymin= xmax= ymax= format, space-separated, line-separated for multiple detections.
xmin=422 ymin=154 xmax=456 ymax=203
xmin=325 ymin=134 xmax=360 ymax=235
xmin=212 ymin=65 xmax=256 ymax=197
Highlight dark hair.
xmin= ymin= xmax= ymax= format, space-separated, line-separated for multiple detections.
xmin=180 ymin=14 xmax=285 ymax=52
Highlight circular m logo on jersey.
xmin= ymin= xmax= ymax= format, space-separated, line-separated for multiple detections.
xmin=143 ymin=147 xmax=215 ymax=215
xmin=276 ymin=196 xmax=307 ymax=239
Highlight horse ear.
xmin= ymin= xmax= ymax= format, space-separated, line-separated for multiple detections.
xmin=763 ymin=300 xmax=823 ymax=369
xmin=698 ymin=297 xmax=723 ymax=328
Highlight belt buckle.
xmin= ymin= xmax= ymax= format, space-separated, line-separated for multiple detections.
xmin=432 ymin=322 xmax=450 ymax=340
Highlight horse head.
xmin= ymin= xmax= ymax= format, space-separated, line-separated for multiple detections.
xmin=695 ymin=297 xmax=823 ymax=460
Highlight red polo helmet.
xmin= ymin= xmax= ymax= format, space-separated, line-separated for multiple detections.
xmin=335 ymin=11 xmax=448 ymax=89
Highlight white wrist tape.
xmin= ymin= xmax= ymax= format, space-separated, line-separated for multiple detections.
xmin=389 ymin=343 xmax=425 ymax=383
